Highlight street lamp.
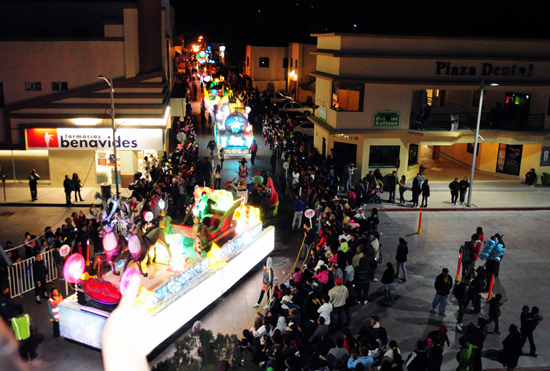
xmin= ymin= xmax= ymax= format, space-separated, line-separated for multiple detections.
xmin=97 ymin=72 xmax=120 ymax=199
xmin=466 ymin=80 xmax=498 ymax=207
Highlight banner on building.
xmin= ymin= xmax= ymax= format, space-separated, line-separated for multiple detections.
xmin=26 ymin=128 xmax=164 ymax=150
xmin=374 ymin=112 xmax=400 ymax=127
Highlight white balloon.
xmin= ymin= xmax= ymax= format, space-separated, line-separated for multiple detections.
xmin=144 ymin=211 xmax=154 ymax=222
xmin=60 ymin=244 xmax=70 ymax=257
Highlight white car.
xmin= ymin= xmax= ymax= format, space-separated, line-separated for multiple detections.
xmin=293 ymin=122 xmax=314 ymax=137
xmin=261 ymin=92 xmax=292 ymax=104
xmin=279 ymin=101 xmax=314 ymax=115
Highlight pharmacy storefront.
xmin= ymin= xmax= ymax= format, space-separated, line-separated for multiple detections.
xmin=26 ymin=127 xmax=164 ymax=187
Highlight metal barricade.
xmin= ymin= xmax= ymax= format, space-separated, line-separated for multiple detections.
xmin=7 ymin=249 xmax=59 ymax=298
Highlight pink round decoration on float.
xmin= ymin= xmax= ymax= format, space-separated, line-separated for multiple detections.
xmin=63 ymin=253 xmax=86 ymax=283
xmin=119 ymin=266 xmax=142 ymax=296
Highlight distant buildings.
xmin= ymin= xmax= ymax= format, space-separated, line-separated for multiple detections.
xmin=245 ymin=43 xmax=316 ymax=103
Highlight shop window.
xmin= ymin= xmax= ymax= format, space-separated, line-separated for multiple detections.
xmin=52 ymin=82 xmax=68 ymax=91
xmin=25 ymin=82 xmax=42 ymax=91
xmin=331 ymin=81 xmax=363 ymax=111
xmin=369 ymin=145 xmax=400 ymax=168
xmin=466 ymin=143 xmax=479 ymax=156
xmin=408 ymin=144 xmax=419 ymax=167
xmin=259 ymin=57 xmax=270 ymax=68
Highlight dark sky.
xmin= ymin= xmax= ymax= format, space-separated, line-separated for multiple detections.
xmin=172 ymin=0 xmax=548 ymax=41
xmin=171 ymin=0 xmax=549 ymax=64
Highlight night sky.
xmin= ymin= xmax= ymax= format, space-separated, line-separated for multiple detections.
xmin=171 ymin=0 xmax=549 ymax=65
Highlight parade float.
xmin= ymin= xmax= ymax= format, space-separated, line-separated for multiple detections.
xmin=58 ymin=188 xmax=273 ymax=353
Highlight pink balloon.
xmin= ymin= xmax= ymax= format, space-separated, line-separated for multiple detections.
xmin=120 ymin=266 xmax=141 ymax=296
xmin=63 ymin=253 xmax=86 ymax=283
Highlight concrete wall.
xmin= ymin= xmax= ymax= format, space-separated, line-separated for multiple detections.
xmin=0 ymin=40 xmax=126 ymax=107
xmin=247 ymin=46 xmax=287 ymax=89
xmin=48 ymin=150 xmax=96 ymax=187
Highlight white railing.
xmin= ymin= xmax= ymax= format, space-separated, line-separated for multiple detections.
xmin=7 ymin=249 xmax=59 ymax=298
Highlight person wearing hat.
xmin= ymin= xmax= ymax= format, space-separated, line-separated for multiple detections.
xmin=328 ymin=277 xmax=349 ymax=331
xmin=431 ymin=268 xmax=453 ymax=316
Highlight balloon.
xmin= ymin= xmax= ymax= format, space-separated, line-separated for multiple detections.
xmin=60 ymin=244 xmax=70 ymax=257
xmin=144 ymin=211 xmax=154 ymax=222
xmin=253 ymin=175 xmax=264 ymax=185
xmin=63 ymin=253 xmax=86 ymax=283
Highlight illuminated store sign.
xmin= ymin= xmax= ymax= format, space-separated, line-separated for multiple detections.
xmin=26 ymin=128 xmax=163 ymax=150
xmin=435 ymin=62 xmax=534 ymax=77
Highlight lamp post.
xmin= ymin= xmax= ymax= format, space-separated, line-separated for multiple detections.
xmin=466 ymin=80 xmax=498 ymax=207
xmin=97 ymin=72 xmax=119 ymax=199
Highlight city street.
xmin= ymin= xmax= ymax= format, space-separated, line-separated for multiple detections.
xmin=2 ymin=84 xmax=549 ymax=371
xmin=2 ymin=182 xmax=549 ymax=370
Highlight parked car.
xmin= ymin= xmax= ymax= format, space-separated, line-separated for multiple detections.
xmin=292 ymin=122 xmax=314 ymax=138
xmin=280 ymin=111 xmax=306 ymax=122
xmin=261 ymin=92 xmax=292 ymax=104
xmin=279 ymin=101 xmax=314 ymax=115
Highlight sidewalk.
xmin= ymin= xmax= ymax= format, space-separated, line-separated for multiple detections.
xmin=3 ymin=181 xmax=549 ymax=210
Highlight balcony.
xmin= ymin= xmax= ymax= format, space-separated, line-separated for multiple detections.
xmin=409 ymin=112 xmax=545 ymax=132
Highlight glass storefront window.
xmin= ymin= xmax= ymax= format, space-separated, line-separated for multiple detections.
xmin=95 ymin=150 xmax=119 ymax=185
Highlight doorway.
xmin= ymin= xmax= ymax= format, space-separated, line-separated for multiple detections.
xmin=496 ymin=144 xmax=523 ymax=176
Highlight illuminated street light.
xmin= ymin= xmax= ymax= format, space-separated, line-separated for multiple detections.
xmin=466 ymin=80 xmax=499 ymax=207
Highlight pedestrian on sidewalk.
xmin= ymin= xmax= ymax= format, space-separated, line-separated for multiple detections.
xmin=395 ymin=238 xmax=408 ymax=282
xmin=411 ymin=173 xmax=421 ymax=208
xmin=63 ymin=175 xmax=74 ymax=205
xmin=28 ymin=169 xmax=40 ymax=201
xmin=398 ymin=175 xmax=406 ymax=205
xmin=431 ymin=268 xmax=453 ymax=316
xmin=72 ymin=173 xmax=83 ymax=202
xmin=387 ymin=171 xmax=397 ymax=203
xmin=420 ymin=179 xmax=430 ymax=208
xmin=449 ymin=177 xmax=460 ymax=205
xmin=459 ymin=177 xmax=470 ymax=205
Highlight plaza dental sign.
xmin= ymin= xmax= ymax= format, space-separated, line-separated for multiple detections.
xmin=435 ymin=62 xmax=534 ymax=77
xmin=26 ymin=128 xmax=163 ymax=150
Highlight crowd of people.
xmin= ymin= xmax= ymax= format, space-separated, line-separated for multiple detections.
xmin=0 ymin=72 xmax=545 ymax=370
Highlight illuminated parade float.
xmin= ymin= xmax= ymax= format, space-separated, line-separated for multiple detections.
xmin=203 ymin=76 xmax=254 ymax=154
xmin=58 ymin=188 xmax=274 ymax=353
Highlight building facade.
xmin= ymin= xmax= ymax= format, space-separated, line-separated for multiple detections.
xmin=245 ymin=43 xmax=316 ymax=102
xmin=309 ymin=33 xmax=550 ymax=182
xmin=0 ymin=0 xmax=176 ymax=187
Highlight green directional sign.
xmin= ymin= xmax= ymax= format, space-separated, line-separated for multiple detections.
xmin=374 ymin=111 xmax=400 ymax=127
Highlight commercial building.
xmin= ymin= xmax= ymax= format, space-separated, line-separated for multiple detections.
xmin=245 ymin=43 xmax=316 ymax=102
xmin=308 ymin=33 xmax=550 ymax=182
xmin=0 ymin=0 xmax=176 ymax=187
